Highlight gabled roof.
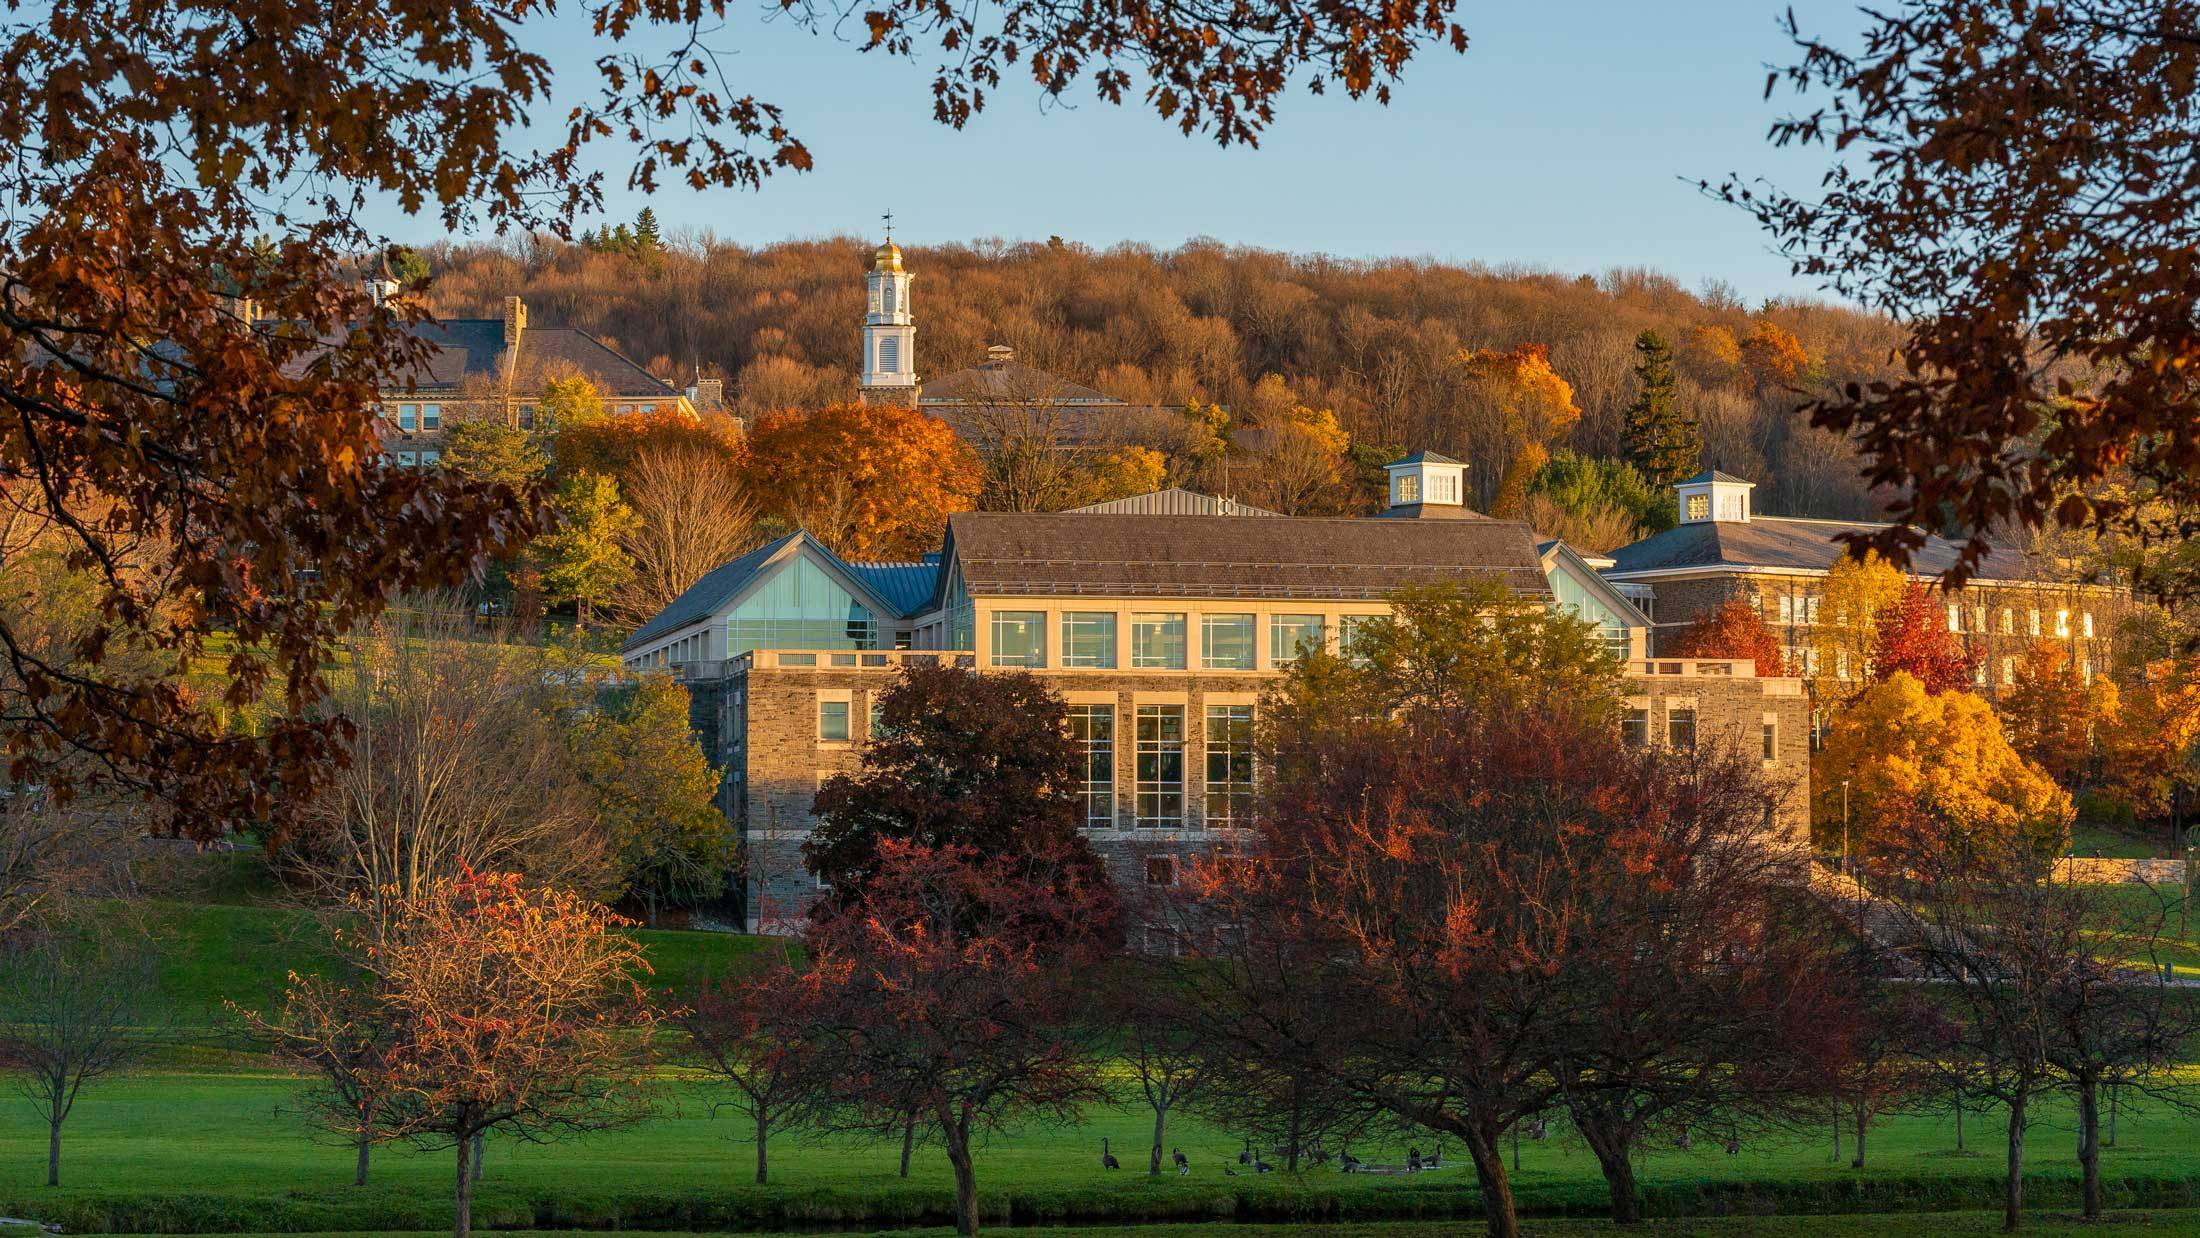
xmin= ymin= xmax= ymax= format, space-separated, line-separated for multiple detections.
xmin=1388 ymin=450 xmax=1463 ymax=467
xmin=934 ymin=511 xmax=1552 ymax=603
xmin=918 ymin=358 xmax=1123 ymax=406
xmin=623 ymin=532 xmax=924 ymax=651
xmin=1604 ymin=516 xmax=2036 ymax=581
xmin=1680 ymin=469 xmax=1756 ymax=486
xmin=1069 ymin=488 xmax=1280 ymax=517
xmin=1540 ymin=539 xmax=1651 ymax=630
xmin=384 ymin=320 xmax=679 ymax=400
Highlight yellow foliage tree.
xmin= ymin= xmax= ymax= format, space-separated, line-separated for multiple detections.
xmin=1459 ymin=345 xmax=1580 ymax=519
xmin=2097 ymin=658 xmax=2200 ymax=816
xmin=2000 ymin=640 xmax=2117 ymax=788
xmin=1813 ymin=672 xmax=2073 ymax=860
xmin=1809 ymin=551 xmax=1910 ymax=710
xmin=1740 ymin=320 xmax=1813 ymax=392
xmin=1077 ymin=446 xmax=1167 ymax=506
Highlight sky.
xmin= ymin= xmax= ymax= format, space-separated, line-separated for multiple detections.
xmin=367 ymin=0 xmax=1854 ymax=305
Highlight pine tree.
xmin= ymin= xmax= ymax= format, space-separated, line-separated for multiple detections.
xmin=1622 ymin=331 xmax=1700 ymax=488
xmin=633 ymin=208 xmax=662 ymax=255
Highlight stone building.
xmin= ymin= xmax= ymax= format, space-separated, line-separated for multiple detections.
xmin=624 ymin=456 xmax=1809 ymax=932
xmin=1603 ymin=470 xmax=2130 ymax=698
xmin=374 ymin=296 xmax=703 ymax=468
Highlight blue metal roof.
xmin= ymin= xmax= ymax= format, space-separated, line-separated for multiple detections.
xmin=623 ymin=533 xmax=801 ymax=650
xmin=847 ymin=559 xmax=941 ymax=618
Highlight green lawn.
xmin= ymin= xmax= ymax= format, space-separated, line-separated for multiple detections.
xmin=85 ymin=1221 xmax=2200 ymax=1238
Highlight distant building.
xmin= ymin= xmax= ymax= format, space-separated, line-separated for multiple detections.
xmin=625 ymin=454 xmax=1806 ymax=932
xmin=376 ymin=296 xmax=699 ymax=469
xmin=1603 ymin=470 xmax=2131 ymax=694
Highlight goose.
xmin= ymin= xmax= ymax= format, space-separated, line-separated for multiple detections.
xmin=1253 ymin=1156 xmax=1274 ymax=1173
xmin=1407 ymin=1147 xmax=1423 ymax=1173
xmin=1238 ymin=1138 xmax=1252 ymax=1165
xmin=1339 ymin=1151 xmax=1362 ymax=1173
xmin=1102 ymin=1137 xmax=1121 ymax=1170
xmin=1172 ymin=1147 xmax=1189 ymax=1175
xmin=1223 ymin=1166 xmax=1238 ymax=1177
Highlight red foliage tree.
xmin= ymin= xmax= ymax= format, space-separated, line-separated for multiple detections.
xmin=798 ymin=841 xmax=1117 ymax=1237
xmin=1665 ymin=596 xmax=1791 ymax=675
xmin=1872 ymin=582 xmax=1977 ymax=694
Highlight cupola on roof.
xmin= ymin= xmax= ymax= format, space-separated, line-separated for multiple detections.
xmin=873 ymin=241 xmax=904 ymax=273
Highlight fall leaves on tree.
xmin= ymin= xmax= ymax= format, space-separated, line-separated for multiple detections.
xmin=1871 ymin=582 xmax=1978 ymax=695
xmin=746 ymin=404 xmax=981 ymax=560
xmin=1809 ymin=551 xmax=1910 ymax=708
xmin=2001 ymin=640 xmax=2116 ymax=788
xmin=1665 ymin=596 xmax=1789 ymax=676
xmin=1459 ymin=345 xmax=1581 ymax=520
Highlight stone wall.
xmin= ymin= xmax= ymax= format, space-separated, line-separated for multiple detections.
xmin=2053 ymin=857 xmax=2185 ymax=886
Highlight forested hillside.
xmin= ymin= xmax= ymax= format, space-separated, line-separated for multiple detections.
xmin=419 ymin=232 xmax=1902 ymax=521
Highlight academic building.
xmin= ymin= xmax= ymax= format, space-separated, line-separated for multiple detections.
xmin=625 ymin=453 xmax=1811 ymax=932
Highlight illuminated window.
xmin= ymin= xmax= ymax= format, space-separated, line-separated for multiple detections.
xmin=1686 ymin=493 xmax=1711 ymax=521
xmin=1135 ymin=706 xmax=1185 ymax=829
xmin=817 ymin=699 xmax=850 ymax=743
xmin=1202 ymin=614 xmax=1256 ymax=670
xmin=1067 ymin=705 xmax=1114 ymax=829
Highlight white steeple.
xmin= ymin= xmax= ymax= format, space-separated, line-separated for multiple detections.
xmin=859 ymin=213 xmax=918 ymax=406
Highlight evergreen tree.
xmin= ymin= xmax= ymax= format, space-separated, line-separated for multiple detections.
xmin=633 ymin=208 xmax=662 ymax=255
xmin=535 ymin=472 xmax=638 ymax=628
xmin=441 ymin=423 xmax=549 ymax=494
xmin=1622 ymin=331 xmax=1700 ymax=488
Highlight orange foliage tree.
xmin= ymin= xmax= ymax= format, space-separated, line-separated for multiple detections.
xmin=745 ymin=404 xmax=980 ymax=559
xmin=1458 ymin=345 xmax=1580 ymax=519
xmin=1871 ymin=582 xmax=1977 ymax=695
xmin=1740 ymin=320 xmax=1812 ymax=392
xmin=2098 ymin=659 xmax=2200 ymax=816
xmin=2001 ymin=640 xmax=2116 ymax=789
xmin=1665 ymin=596 xmax=1790 ymax=675
xmin=371 ymin=870 xmax=658 ymax=1238
xmin=551 ymin=406 xmax=743 ymax=483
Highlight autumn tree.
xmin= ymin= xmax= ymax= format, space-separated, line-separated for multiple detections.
xmin=566 ymin=676 xmax=735 ymax=922
xmin=1459 ymin=345 xmax=1581 ymax=519
xmin=1810 ymin=551 xmax=1909 ymax=709
xmin=677 ymin=950 xmax=832 ymax=1185
xmin=535 ymin=473 xmax=639 ymax=627
xmin=1098 ymin=953 xmax=1207 ymax=1176
xmin=375 ymin=870 xmax=658 ymax=1238
xmin=745 ymin=404 xmax=981 ymax=559
xmin=1739 ymin=320 xmax=1811 ymax=393
xmin=2097 ymin=659 xmax=2200 ymax=816
xmin=0 ymin=916 xmax=155 ymax=1186
xmin=1735 ymin=0 xmax=2200 ymax=602
xmin=550 ymin=405 xmax=742 ymax=482
xmin=1622 ymin=330 xmax=1700 ymax=488
xmin=537 ymin=376 xmax=606 ymax=432
xmin=1871 ymin=582 xmax=1977 ymax=695
xmin=2002 ymin=641 xmax=2115 ymax=789
xmin=1665 ymin=596 xmax=1788 ymax=675
xmin=610 ymin=445 xmax=759 ymax=625
xmin=1813 ymin=672 xmax=2072 ymax=861
xmin=800 ymin=841 xmax=1118 ymax=1237
xmin=442 ymin=423 xmax=550 ymax=495
xmin=1237 ymin=405 xmax=1354 ymax=515
xmin=805 ymin=662 xmax=1104 ymax=910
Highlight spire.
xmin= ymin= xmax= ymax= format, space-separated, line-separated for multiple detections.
xmin=860 ymin=217 xmax=917 ymax=405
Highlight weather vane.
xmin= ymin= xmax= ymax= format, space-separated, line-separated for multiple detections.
xmin=882 ymin=209 xmax=894 ymax=243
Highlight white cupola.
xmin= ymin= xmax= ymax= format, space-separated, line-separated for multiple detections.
xmin=1384 ymin=451 xmax=1467 ymax=510
xmin=1675 ymin=469 xmax=1755 ymax=524
xmin=859 ymin=221 xmax=918 ymax=405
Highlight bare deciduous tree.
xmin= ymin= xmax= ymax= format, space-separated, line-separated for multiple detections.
xmin=611 ymin=447 xmax=759 ymax=625
xmin=0 ymin=914 xmax=156 ymax=1185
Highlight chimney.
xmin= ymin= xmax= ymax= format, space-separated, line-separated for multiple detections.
xmin=502 ymin=296 xmax=528 ymax=347
xmin=985 ymin=343 xmax=1014 ymax=367
xmin=693 ymin=377 xmax=724 ymax=412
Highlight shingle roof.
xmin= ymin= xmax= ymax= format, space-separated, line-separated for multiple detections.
xmin=1681 ymin=469 xmax=1756 ymax=486
xmin=625 ymin=533 xmax=800 ymax=649
xmin=940 ymin=512 xmax=1552 ymax=601
xmin=1069 ymin=488 xmax=1280 ymax=517
xmin=1604 ymin=516 xmax=2036 ymax=580
xmin=918 ymin=358 xmax=1123 ymax=405
xmin=1388 ymin=450 xmax=1463 ymax=467
xmin=385 ymin=320 xmax=678 ymax=399
xmin=848 ymin=560 xmax=942 ymax=617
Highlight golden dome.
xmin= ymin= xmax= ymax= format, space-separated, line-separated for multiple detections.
xmin=873 ymin=240 xmax=904 ymax=273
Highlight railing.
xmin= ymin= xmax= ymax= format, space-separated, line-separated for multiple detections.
xmin=677 ymin=649 xmax=978 ymax=679
xmin=1628 ymin=658 xmax=1755 ymax=678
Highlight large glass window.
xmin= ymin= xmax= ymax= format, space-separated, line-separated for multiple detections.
xmin=1201 ymin=614 xmax=1255 ymax=670
xmin=1067 ymin=705 xmax=1115 ymax=829
xmin=990 ymin=610 xmax=1045 ymax=667
xmin=1132 ymin=613 xmax=1187 ymax=670
xmin=1062 ymin=612 xmax=1118 ymax=668
xmin=1340 ymin=614 xmax=1384 ymax=662
xmin=1136 ymin=705 xmax=1184 ymax=829
xmin=1205 ymin=705 xmax=1254 ymax=828
xmin=726 ymin=555 xmax=878 ymax=655
xmin=1269 ymin=614 xmax=1325 ymax=664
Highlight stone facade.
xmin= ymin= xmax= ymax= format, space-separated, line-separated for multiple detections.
xmin=692 ymin=650 xmax=1810 ymax=932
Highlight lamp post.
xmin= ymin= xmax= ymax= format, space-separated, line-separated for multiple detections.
xmin=1841 ymin=779 xmax=1852 ymax=879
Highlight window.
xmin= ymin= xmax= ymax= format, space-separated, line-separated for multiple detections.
xmin=1135 ymin=705 xmax=1185 ymax=829
xmin=1067 ymin=705 xmax=1115 ymax=829
xmin=879 ymin=336 xmax=900 ymax=373
xmin=1132 ymin=613 xmax=1187 ymax=670
xmin=1947 ymin=604 xmax=1962 ymax=633
xmin=1205 ymin=705 xmax=1255 ymax=828
xmin=869 ymin=698 xmax=886 ymax=739
xmin=725 ymin=556 xmax=879 ymax=654
xmin=1973 ymin=606 xmax=1987 ymax=633
xmin=1685 ymin=493 xmax=1710 ymax=520
xmin=817 ymin=699 xmax=850 ymax=743
xmin=395 ymin=450 xmax=417 ymax=467
xmin=1396 ymin=474 xmax=1420 ymax=503
xmin=1062 ymin=612 xmax=1117 ymax=668
xmin=1836 ymin=650 xmax=1850 ymax=681
xmin=1269 ymin=614 xmax=1325 ymax=664
xmin=395 ymin=404 xmax=417 ymax=431
xmin=2000 ymin=607 xmax=2014 ymax=634
xmin=1778 ymin=595 xmax=1793 ymax=624
xmin=2083 ymin=611 xmax=2096 ymax=639
xmin=518 ymin=404 xmax=536 ymax=430
xmin=883 ymin=282 xmax=897 ymax=315
xmin=1974 ymin=661 xmax=1988 ymax=686
xmin=1719 ymin=494 xmax=1748 ymax=521
xmin=1667 ymin=707 xmax=1697 ymax=750
xmin=1622 ymin=708 xmax=1649 ymax=748
xmin=2029 ymin=609 xmax=2041 ymax=636
xmin=421 ymin=403 xmax=441 ymax=430
xmin=1762 ymin=721 xmax=1778 ymax=762
xmin=2055 ymin=609 xmax=2070 ymax=638
xmin=990 ymin=610 xmax=1045 ymax=667
xmin=419 ymin=449 xmax=441 ymax=468
xmin=2001 ymin=656 xmax=2016 ymax=686
xmin=1340 ymin=615 xmax=1383 ymax=661
xmin=1806 ymin=595 xmax=1821 ymax=625
xmin=1145 ymin=856 xmax=1177 ymax=887
xmin=1202 ymin=614 xmax=1256 ymax=670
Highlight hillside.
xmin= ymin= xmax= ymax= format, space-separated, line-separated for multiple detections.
xmin=418 ymin=235 xmax=1902 ymax=522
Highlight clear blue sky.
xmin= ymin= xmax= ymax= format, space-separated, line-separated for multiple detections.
xmin=375 ymin=0 xmax=1850 ymax=304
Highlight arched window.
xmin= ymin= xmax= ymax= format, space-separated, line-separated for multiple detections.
xmin=883 ymin=281 xmax=897 ymax=315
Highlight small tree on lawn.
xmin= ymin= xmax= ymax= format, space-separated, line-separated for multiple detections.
xmin=1100 ymin=953 xmax=1206 ymax=1175
xmin=801 ymin=840 xmax=1117 ymax=1238
xmin=1826 ymin=970 xmax=1950 ymax=1170
xmin=0 ymin=917 xmax=156 ymax=1186
xmin=677 ymin=948 xmax=832 ymax=1184
xmin=374 ymin=868 xmax=659 ymax=1238
xmin=232 ymin=949 xmax=407 ymax=1186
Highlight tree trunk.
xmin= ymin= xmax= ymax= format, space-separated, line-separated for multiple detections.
xmin=1955 ymin=1088 xmax=1965 ymax=1153
xmin=1460 ymin=1119 xmax=1521 ymax=1238
xmin=2004 ymin=1092 xmax=2027 ymax=1233
xmin=2076 ymin=1076 xmax=2102 ymax=1219
xmin=46 ymin=1115 xmax=60 ymax=1187
xmin=453 ymin=1132 xmax=475 ymax=1238
xmin=755 ymin=1112 xmax=770 ymax=1185
xmin=2108 ymin=1081 xmax=2120 ymax=1148
xmin=355 ymin=1129 xmax=372 ymax=1187
xmin=470 ymin=1131 xmax=485 ymax=1181
xmin=1851 ymin=1103 xmax=1867 ymax=1169
xmin=1578 ymin=1117 xmax=1641 ymax=1225
xmin=1149 ymin=1103 xmax=1167 ymax=1176
xmin=899 ymin=1112 xmax=916 ymax=1178
xmin=942 ymin=1119 xmax=980 ymax=1237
